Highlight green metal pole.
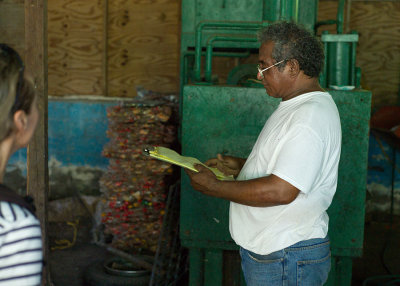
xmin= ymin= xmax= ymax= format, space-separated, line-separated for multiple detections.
xmin=263 ymin=0 xmax=280 ymax=22
xmin=350 ymin=31 xmax=358 ymax=86
xmin=335 ymin=256 xmax=353 ymax=286
xmin=180 ymin=50 xmax=251 ymax=121
xmin=294 ymin=0 xmax=300 ymax=22
xmin=194 ymin=21 xmax=264 ymax=81
xmin=320 ymin=31 xmax=329 ymax=88
xmin=205 ymin=36 xmax=258 ymax=82
xmin=204 ymin=249 xmax=223 ymax=286
xmin=337 ymin=0 xmax=346 ymax=34
xmin=280 ymin=0 xmax=288 ymax=20
xmin=189 ymin=248 xmax=204 ymax=286
xmin=181 ymin=51 xmax=251 ymax=89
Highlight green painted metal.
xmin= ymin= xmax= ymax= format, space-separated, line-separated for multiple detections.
xmin=320 ymin=31 xmax=359 ymax=88
xmin=180 ymin=85 xmax=371 ymax=285
xmin=262 ymin=0 xmax=318 ymax=31
xmin=321 ymin=34 xmax=359 ymax=42
xmin=205 ymin=35 xmax=258 ymax=82
xmin=330 ymin=256 xmax=353 ymax=286
xmin=189 ymin=248 xmax=204 ymax=286
xmin=336 ymin=0 xmax=346 ymax=34
xmin=180 ymin=1 xmax=368 ymax=284
xmin=180 ymin=50 xmax=251 ymax=116
xmin=180 ymin=0 xmax=320 ymax=91
xmin=204 ymin=250 xmax=223 ymax=286
xmin=181 ymin=0 xmax=359 ymax=95
xmin=194 ymin=21 xmax=263 ymax=81
xmin=315 ymin=0 xmax=345 ymax=34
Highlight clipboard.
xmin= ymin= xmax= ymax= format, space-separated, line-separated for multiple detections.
xmin=143 ymin=146 xmax=234 ymax=181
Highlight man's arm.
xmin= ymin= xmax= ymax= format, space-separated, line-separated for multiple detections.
xmin=185 ymin=164 xmax=300 ymax=207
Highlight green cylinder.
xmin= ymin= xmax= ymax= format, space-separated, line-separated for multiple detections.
xmin=327 ymin=41 xmax=352 ymax=86
xmin=321 ymin=32 xmax=359 ymax=88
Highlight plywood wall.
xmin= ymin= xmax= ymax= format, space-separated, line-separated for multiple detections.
xmin=107 ymin=0 xmax=180 ymax=98
xmin=0 ymin=0 xmax=399 ymax=108
xmin=318 ymin=0 xmax=400 ymax=108
xmin=0 ymin=0 xmax=24 ymax=56
xmin=48 ymin=0 xmax=105 ymax=96
xmin=351 ymin=1 xmax=400 ymax=108
xmin=47 ymin=0 xmax=180 ymax=97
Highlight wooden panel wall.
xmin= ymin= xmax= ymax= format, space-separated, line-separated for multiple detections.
xmin=107 ymin=0 xmax=180 ymax=98
xmin=48 ymin=0 xmax=104 ymax=96
xmin=318 ymin=0 xmax=400 ymax=108
xmin=351 ymin=1 xmax=400 ymax=108
xmin=1 ymin=0 xmax=398 ymax=107
xmin=0 ymin=0 xmax=24 ymax=56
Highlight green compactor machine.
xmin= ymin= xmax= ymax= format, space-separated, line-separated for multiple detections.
xmin=179 ymin=1 xmax=371 ymax=285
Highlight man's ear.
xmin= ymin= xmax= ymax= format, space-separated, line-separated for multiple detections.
xmin=13 ymin=110 xmax=28 ymax=133
xmin=287 ymin=59 xmax=300 ymax=78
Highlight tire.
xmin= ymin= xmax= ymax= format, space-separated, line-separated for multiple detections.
xmin=84 ymin=257 xmax=151 ymax=286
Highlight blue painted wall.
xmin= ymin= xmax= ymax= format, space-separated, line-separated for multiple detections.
xmin=5 ymin=98 xmax=399 ymax=215
xmin=7 ymin=99 xmax=114 ymax=172
xmin=48 ymin=100 xmax=112 ymax=168
xmin=366 ymin=134 xmax=400 ymax=216
xmin=5 ymin=98 xmax=117 ymax=199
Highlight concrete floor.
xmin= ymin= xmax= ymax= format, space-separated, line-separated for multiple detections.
xmin=352 ymin=217 xmax=400 ymax=286
xmin=49 ymin=218 xmax=112 ymax=286
xmin=48 ymin=216 xmax=400 ymax=286
xmin=50 ymin=243 xmax=111 ymax=286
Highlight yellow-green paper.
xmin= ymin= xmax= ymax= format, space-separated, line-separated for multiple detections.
xmin=143 ymin=146 xmax=234 ymax=181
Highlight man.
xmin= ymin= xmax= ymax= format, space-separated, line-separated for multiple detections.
xmin=185 ymin=21 xmax=342 ymax=285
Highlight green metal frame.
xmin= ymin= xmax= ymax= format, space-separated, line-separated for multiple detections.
xmin=180 ymin=85 xmax=371 ymax=285
xmin=180 ymin=0 xmax=359 ymax=99
xmin=320 ymin=32 xmax=360 ymax=88
xmin=179 ymin=1 xmax=369 ymax=284
xmin=180 ymin=0 xmax=320 ymax=98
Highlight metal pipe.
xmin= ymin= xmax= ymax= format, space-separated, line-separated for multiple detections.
xmin=204 ymin=36 xmax=257 ymax=82
xmin=182 ymin=50 xmax=251 ymax=86
xmin=337 ymin=0 xmax=346 ymax=34
xmin=194 ymin=21 xmax=265 ymax=81
xmin=179 ymin=50 xmax=251 ymax=118
xmin=294 ymin=0 xmax=300 ymax=22
xmin=280 ymin=0 xmax=288 ymax=20
xmin=345 ymin=0 xmax=352 ymax=33
xmin=185 ymin=50 xmax=251 ymax=58
xmin=350 ymin=31 xmax=358 ymax=86
xmin=263 ymin=0 xmax=280 ymax=22
xmin=320 ymin=31 xmax=329 ymax=88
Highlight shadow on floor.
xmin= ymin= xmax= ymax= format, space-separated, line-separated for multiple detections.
xmin=50 ymin=243 xmax=112 ymax=286
xmin=48 ymin=215 xmax=400 ymax=286
xmin=352 ymin=216 xmax=400 ymax=286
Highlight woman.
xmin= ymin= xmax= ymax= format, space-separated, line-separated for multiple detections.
xmin=0 ymin=44 xmax=42 ymax=285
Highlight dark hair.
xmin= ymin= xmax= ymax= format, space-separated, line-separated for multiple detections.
xmin=258 ymin=21 xmax=324 ymax=78
xmin=0 ymin=44 xmax=36 ymax=141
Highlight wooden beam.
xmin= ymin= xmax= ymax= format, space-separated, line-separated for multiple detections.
xmin=103 ymin=0 xmax=108 ymax=97
xmin=24 ymin=0 xmax=50 ymax=285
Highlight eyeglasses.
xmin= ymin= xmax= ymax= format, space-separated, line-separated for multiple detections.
xmin=257 ymin=59 xmax=285 ymax=79
xmin=0 ymin=44 xmax=24 ymax=113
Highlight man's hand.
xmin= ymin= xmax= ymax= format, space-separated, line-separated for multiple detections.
xmin=185 ymin=164 xmax=219 ymax=197
xmin=205 ymin=154 xmax=245 ymax=177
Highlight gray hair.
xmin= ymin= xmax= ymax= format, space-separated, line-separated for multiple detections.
xmin=258 ymin=21 xmax=324 ymax=78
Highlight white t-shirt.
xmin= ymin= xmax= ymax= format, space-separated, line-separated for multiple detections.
xmin=229 ymin=91 xmax=342 ymax=255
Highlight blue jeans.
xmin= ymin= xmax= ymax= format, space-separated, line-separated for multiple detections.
xmin=240 ymin=236 xmax=331 ymax=286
